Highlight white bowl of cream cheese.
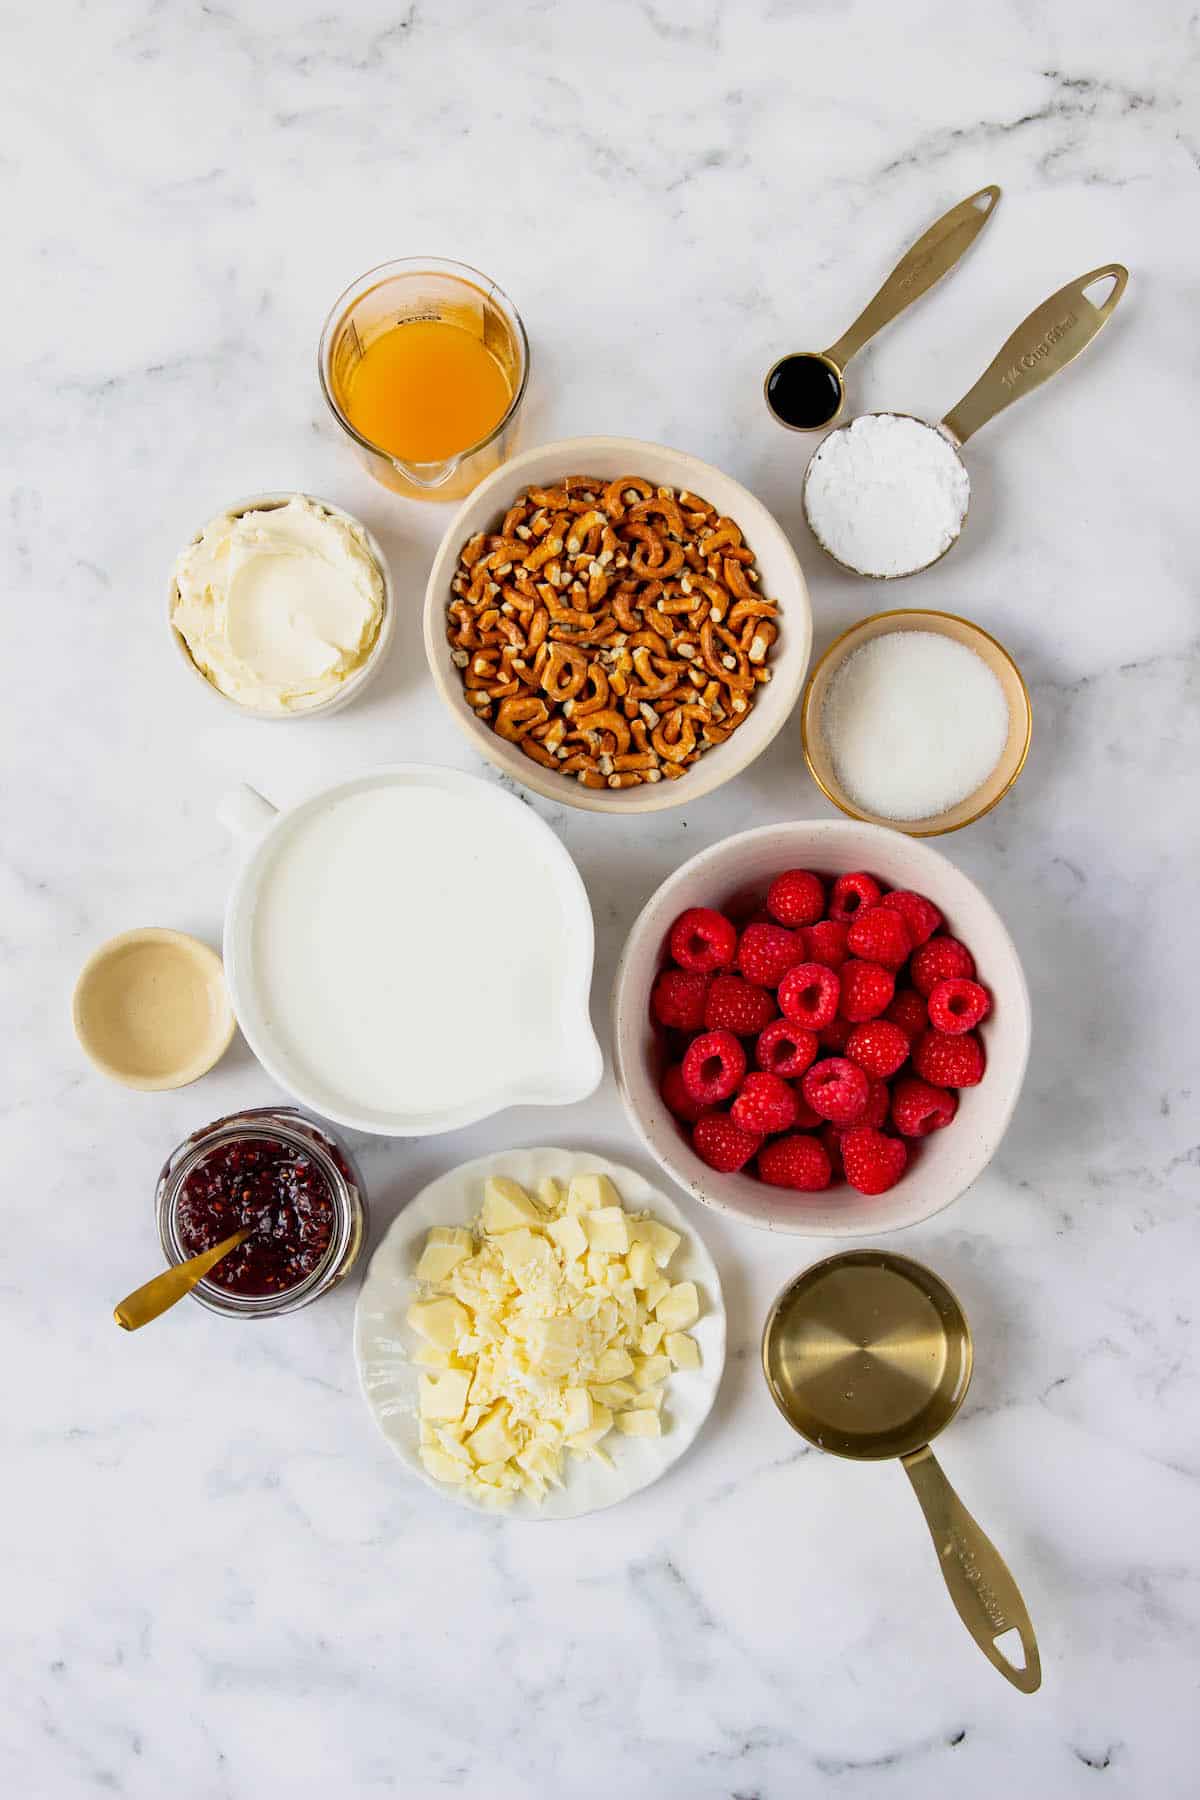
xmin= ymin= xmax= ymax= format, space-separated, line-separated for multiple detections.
xmin=169 ymin=492 xmax=394 ymax=717
xmin=220 ymin=765 xmax=604 ymax=1135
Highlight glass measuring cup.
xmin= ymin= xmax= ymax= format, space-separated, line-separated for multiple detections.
xmin=318 ymin=257 xmax=529 ymax=502
xmin=762 ymin=1250 xmax=1041 ymax=1693
xmin=802 ymin=263 xmax=1128 ymax=578
xmin=764 ymin=186 xmax=1001 ymax=431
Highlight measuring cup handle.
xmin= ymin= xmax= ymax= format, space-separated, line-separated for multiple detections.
xmin=901 ymin=1445 xmax=1041 ymax=1693
xmin=824 ymin=185 xmax=1001 ymax=371
xmin=940 ymin=263 xmax=1128 ymax=446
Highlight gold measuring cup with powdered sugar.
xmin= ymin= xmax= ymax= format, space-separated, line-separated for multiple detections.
xmin=802 ymin=264 xmax=1128 ymax=580
xmin=763 ymin=1251 xmax=1041 ymax=1693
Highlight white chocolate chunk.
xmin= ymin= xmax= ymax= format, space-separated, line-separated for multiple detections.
xmin=567 ymin=1173 xmax=622 ymax=1214
xmin=615 ymin=1408 xmax=662 ymax=1437
xmin=407 ymin=1296 xmax=470 ymax=1349
xmin=482 ymin=1176 xmax=545 ymax=1233
xmin=583 ymin=1207 xmax=631 ymax=1254
xmin=655 ymin=1281 xmax=700 ymax=1332
xmin=665 ymin=1331 xmax=701 ymax=1370
xmin=547 ymin=1213 xmax=588 ymax=1261
xmin=419 ymin=1369 xmax=471 ymax=1422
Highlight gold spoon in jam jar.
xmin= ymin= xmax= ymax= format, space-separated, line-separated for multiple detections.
xmin=113 ymin=1228 xmax=250 ymax=1331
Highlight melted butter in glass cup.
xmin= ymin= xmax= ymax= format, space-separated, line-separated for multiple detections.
xmin=155 ymin=1108 xmax=367 ymax=1319
xmin=319 ymin=257 xmax=529 ymax=502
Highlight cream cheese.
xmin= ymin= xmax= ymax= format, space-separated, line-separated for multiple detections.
xmin=171 ymin=495 xmax=385 ymax=712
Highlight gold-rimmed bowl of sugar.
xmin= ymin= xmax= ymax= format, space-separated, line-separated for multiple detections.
xmin=800 ymin=610 xmax=1032 ymax=837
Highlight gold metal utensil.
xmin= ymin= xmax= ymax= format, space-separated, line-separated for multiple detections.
xmin=803 ymin=263 xmax=1128 ymax=578
xmin=764 ymin=186 xmax=1001 ymax=431
xmin=762 ymin=1250 xmax=1041 ymax=1693
xmin=113 ymin=1228 xmax=249 ymax=1331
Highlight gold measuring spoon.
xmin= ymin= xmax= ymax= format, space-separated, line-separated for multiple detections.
xmin=113 ymin=1228 xmax=249 ymax=1331
xmin=762 ymin=1250 xmax=1041 ymax=1693
xmin=803 ymin=262 xmax=1128 ymax=578
xmin=764 ymin=186 xmax=1001 ymax=432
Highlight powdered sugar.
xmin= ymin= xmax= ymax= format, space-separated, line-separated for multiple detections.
xmin=822 ymin=630 xmax=1010 ymax=821
xmin=804 ymin=413 xmax=970 ymax=578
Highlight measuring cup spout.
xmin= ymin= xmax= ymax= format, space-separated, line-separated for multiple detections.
xmin=391 ymin=454 xmax=463 ymax=491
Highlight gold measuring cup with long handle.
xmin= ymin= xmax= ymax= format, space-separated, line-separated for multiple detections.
xmin=765 ymin=186 xmax=1001 ymax=431
xmin=762 ymin=1250 xmax=1041 ymax=1694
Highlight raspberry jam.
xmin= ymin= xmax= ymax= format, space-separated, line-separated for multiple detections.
xmin=176 ymin=1137 xmax=336 ymax=1295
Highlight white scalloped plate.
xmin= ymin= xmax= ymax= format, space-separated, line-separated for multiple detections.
xmin=353 ymin=1147 xmax=727 ymax=1520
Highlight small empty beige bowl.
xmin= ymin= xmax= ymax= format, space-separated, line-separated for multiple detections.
xmin=801 ymin=609 xmax=1032 ymax=836
xmin=73 ymin=929 xmax=236 ymax=1091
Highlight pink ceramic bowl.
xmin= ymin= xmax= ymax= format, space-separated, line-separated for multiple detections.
xmin=611 ymin=820 xmax=1030 ymax=1236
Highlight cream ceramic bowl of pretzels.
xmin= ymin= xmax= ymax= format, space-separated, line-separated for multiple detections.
xmin=423 ymin=437 xmax=813 ymax=812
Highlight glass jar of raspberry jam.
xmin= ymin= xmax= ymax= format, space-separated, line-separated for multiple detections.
xmin=155 ymin=1108 xmax=367 ymax=1318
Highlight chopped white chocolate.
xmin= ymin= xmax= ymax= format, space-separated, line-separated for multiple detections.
xmin=655 ymin=1281 xmax=700 ymax=1332
xmin=665 ymin=1331 xmax=701 ymax=1371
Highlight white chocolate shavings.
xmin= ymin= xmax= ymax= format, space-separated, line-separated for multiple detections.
xmin=406 ymin=1173 xmax=701 ymax=1506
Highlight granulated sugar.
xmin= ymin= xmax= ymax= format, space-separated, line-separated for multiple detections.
xmin=804 ymin=413 xmax=970 ymax=578
xmin=823 ymin=630 xmax=1010 ymax=821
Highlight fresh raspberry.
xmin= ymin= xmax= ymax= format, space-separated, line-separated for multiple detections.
xmin=736 ymin=922 xmax=803 ymax=989
xmin=885 ymin=988 xmax=929 ymax=1039
xmin=650 ymin=968 xmax=710 ymax=1031
xmin=879 ymin=888 xmax=943 ymax=947
xmin=829 ymin=871 xmax=882 ymax=923
xmin=890 ymin=1077 xmax=958 ymax=1137
xmin=845 ymin=1020 xmax=910 ymax=1079
xmin=778 ymin=961 xmax=841 ymax=1030
xmin=681 ymin=1030 xmax=747 ymax=1105
xmin=912 ymin=1029 xmax=985 ymax=1088
xmin=818 ymin=1016 xmax=853 ymax=1053
xmin=669 ymin=907 xmax=737 ymax=973
xmin=765 ymin=869 xmax=826 ymax=928
xmin=801 ymin=1056 xmax=870 ymax=1125
xmin=693 ymin=1112 xmax=763 ymax=1173
xmin=703 ymin=973 xmax=777 ymax=1036
xmin=731 ymin=1071 xmax=798 ymax=1135
xmin=755 ymin=1018 xmax=818 ymax=1078
xmin=841 ymin=1126 xmax=908 ymax=1195
xmin=910 ymin=935 xmax=976 ymax=998
xmin=660 ymin=1062 xmax=708 ymax=1124
xmin=862 ymin=1077 xmax=891 ymax=1129
xmin=838 ymin=959 xmax=895 ymax=1022
xmin=758 ymin=1133 xmax=833 ymax=1191
xmin=820 ymin=1121 xmax=846 ymax=1179
xmin=792 ymin=1090 xmax=825 ymax=1130
xmin=847 ymin=906 xmax=912 ymax=971
xmin=801 ymin=919 xmax=850 ymax=970
xmin=927 ymin=977 xmax=991 ymax=1035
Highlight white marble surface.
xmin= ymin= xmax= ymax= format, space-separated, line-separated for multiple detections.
xmin=4 ymin=2 xmax=1198 ymax=1794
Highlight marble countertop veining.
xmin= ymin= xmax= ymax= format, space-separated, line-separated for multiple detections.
xmin=3 ymin=1 xmax=1199 ymax=1795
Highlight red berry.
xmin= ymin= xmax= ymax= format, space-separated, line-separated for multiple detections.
xmin=818 ymin=1016 xmax=853 ymax=1053
xmin=660 ymin=1063 xmax=708 ymax=1124
xmin=912 ymin=1029 xmax=985 ymax=1088
xmin=669 ymin=907 xmax=737 ymax=973
xmin=792 ymin=1090 xmax=825 ymax=1130
xmin=910 ymin=936 xmax=976 ymax=998
xmin=755 ymin=1018 xmax=818 ymax=1078
xmin=847 ymin=906 xmax=912 ymax=971
xmin=732 ymin=1072 xmax=798 ymax=1135
xmin=839 ymin=959 xmax=895 ymax=1022
xmin=829 ymin=871 xmax=882 ymax=923
xmin=650 ymin=968 xmax=710 ymax=1031
xmin=765 ymin=869 xmax=825 ymax=928
xmin=885 ymin=988 xmax=929 ymax=1039
xmin=878 ymin=889 xmax=943 ymax=947
xmin=820 ymin=1121 xmax=846 ymax=1179
xmin=845 ymin=1020 xmax=910 ymax=1079
xmin=693 ymin=1112 xmax=763 ymax=1173
xmin=703 ymin=973 xmax=777 ymax=1036
xmin=890 ymin=1077 xmax=958 ymax=1137
xmin=801 ymin=1056 xmax=870 ymax=1125
xmin=681 ymin=1030 xmax=747 ymax=1105
xmin=801 ymin=919 xmax=850 ymax=970
xmin=778 ymin=962 xmax=841 ymax=1030
xmin=927 ymin=977 xmax=991 ymax=1035
xmin=841 ymin=1126 xmax=908 ymax=1195
xmin=736 ymin=922 xmax=803 ymax=989
xmin=862 ymin=1077 xmax=891 ymax=1129
xmin=758 ymin=1133 xmax=832 ymax=1191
